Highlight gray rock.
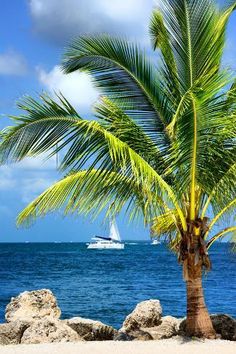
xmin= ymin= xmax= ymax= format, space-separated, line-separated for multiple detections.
xmin=114 ymin=331 xmax=134 ymax=341
xmin=5 ymin=289 xmax=61 ymax=323
xmin=211 ymin=314 xmax=236 ymax=341
xmin=121 ymin=300 xmax=162 ymax=332
xmin=65 ymin=317 xmax=117 ymax=341
xmin=0 ymin=321 xmax=30 ymax=345
xmin=143 ymin=316 xmax=181 ymax=340
xmin=127 ymin=329 xmax=153 ymax=341
xmin=178 ymin=318 xmax=186 ymax=335
xmin=21 ymin=318 xmax=80 ymax=344
xmin=179 ymin=314 xmax=236 ymax=341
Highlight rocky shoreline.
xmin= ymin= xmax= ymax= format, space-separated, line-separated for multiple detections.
xmin=0 ymin=289 xmax=235 ymax=345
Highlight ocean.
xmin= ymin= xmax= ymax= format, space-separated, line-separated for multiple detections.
xmin=0 ymin=242 xmax=235 ymax=328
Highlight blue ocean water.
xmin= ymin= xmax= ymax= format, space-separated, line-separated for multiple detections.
xmin=0 ymin=242 xmax=235 ymax=328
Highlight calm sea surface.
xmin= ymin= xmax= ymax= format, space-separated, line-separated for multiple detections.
xmin=0 ymin=242 xmax=235 ymax=328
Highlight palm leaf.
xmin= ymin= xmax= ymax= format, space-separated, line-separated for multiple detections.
xmin=61 ymin=35 xmax=171 ymax=145
xmin=17 ymin=169 xmax=165 ymax=226
xmin=0 ymin=94 xmax=81 ymax=163
xmin=207 ymin=226 xmax=236 ymax=249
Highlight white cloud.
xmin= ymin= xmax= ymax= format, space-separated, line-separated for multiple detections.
xmin=20 ymin=177 xmax=54 ymax=203
xmin=37 ymin=65 xmax=99 ymax=112
xmin=29 ymin=0 xmax=154 ymax=45
xmin=0 ymin=50 xmax=27 ymax=76
xmin=100 ymin=0 xmax=150 ymax=22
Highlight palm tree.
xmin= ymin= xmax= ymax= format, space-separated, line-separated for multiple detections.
xmin=0 ymin=0 xmax=235 ymax=338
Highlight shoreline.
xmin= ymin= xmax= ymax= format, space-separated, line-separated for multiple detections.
xmin=1 ymin=290 xmax=235 ymax=345
xmin=0 ymin=339 xmax=235 ymax=354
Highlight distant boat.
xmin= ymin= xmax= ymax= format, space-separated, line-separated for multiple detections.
xmin=87 ymin=220 xmax=124 ymax=249
xmin=151 ymin=239 xmax=160 ymax=245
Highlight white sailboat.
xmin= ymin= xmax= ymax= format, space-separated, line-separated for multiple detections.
xmin=151 ymin=239 xmax=161 ymax=245
xmin=87 ymin=220 xmax=124 ymax=249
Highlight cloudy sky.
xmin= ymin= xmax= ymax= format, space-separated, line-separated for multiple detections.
xmin=0 ymin=0 xmax=235 ymax=242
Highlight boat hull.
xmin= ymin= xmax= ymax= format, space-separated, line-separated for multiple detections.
xmin=87 ymin=242 xmax=124 ymax=249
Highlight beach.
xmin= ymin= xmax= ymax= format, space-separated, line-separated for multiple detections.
xmin=0 ymin=339 xmax=235 ymax=354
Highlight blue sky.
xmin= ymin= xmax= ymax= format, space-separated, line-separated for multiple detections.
xmin=0 ymin=0 xmax=235 ymax=242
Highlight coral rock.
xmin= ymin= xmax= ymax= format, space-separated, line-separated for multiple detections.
xmin=65 ymin=317 xmax=117 ymax=341
xmin=0 ymin=321 xmax=30 ymax=345
xmin=143 ymin=316 xmax=181 ymax=340
xmin=5 ymin=289 xmax=61 ymax=323
xmin=121 ymin=300 xmax=162 ymax=332
xmin=21 ymin=318 xmax=80 ymax=344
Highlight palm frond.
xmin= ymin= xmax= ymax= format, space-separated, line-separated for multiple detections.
xmin=61 ymin=35 xmax=171 ymax=144
xmin=151 ymin=209 xmax=179 ymax=235
xmin=149 ymin=9 xmax=181 ymax=103
xmin=201 ymin=162 xmax=236 ymax=218
xmin=205 ymin=198 xmax=236 ymax=238
xmin=207 ymin=226 xmax=236 ymax=249
xmin=93 ymin=97 xmax=169 ymax=174
xmin=154 ymin=0 xmax=234 ymax=91
xmin=17 ymin=169 xmax=164 ymax=226
xmin=167 ymin=70 xmax=235 ymax=197
xmin=0 ymin=94 xmax=81 ymax=164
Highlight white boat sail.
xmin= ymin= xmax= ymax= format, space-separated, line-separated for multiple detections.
xmin=87 ymin=220 xmax=124 ymax=249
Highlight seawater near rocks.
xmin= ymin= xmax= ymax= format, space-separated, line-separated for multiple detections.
xmin=0 ymin=289 xmax=235 ymax=345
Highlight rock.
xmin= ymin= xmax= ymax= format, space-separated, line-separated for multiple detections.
xmin=65 ymin=317 xmax=117 ymax=341
xmin=127 ymin=329 xmax=153 ymax=341
xmin=143 ymin=316 xmax=181 ymax=340
xmin=114 ymin=329 xmax=152 ymax=341
xmin=0 ymin=321 xmax=30 ymax=345
xmin=21 ymin=318 xmax=80 ymax=344
xmin=114 ymin=331 xmax=134 ymax=341
xmin=121 ymin=300 xmax=162 ymax=332
xmin=210 ymin=314 xmax=236 ymax=341
xmin=179 ymin=314 xmax=236 ymax=341
xmin=178 ymin=318 xmax=186 ymax=335
xmin=5 ymin=289 xmax=61 ymax=323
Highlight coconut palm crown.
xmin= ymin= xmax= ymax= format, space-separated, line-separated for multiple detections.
xmin=0 ymin=0 xmax=236 ymax=338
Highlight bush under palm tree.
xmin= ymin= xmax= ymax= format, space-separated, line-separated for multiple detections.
xmin=0 ymin=0 xmax=236 ymax=338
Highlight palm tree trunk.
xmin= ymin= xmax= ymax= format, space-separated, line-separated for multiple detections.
xmin=185 ymin=256 xmax=216 ymax=338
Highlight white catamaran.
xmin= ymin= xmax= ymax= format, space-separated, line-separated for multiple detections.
xmin=87 ymin=220 xmax=124 ymax=249
xmin=151 ymin=239 xmax=161 ymax=245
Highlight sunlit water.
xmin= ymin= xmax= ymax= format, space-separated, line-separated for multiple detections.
xmin=0 ymin=242 xmax=235 ymax=328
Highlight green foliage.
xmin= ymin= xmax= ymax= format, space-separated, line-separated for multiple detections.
xmin=0 ymin=0 xmax=236 ymax=248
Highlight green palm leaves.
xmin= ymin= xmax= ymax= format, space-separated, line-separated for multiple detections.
xmin=0 ymin=0 xmax=236 ymax=247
